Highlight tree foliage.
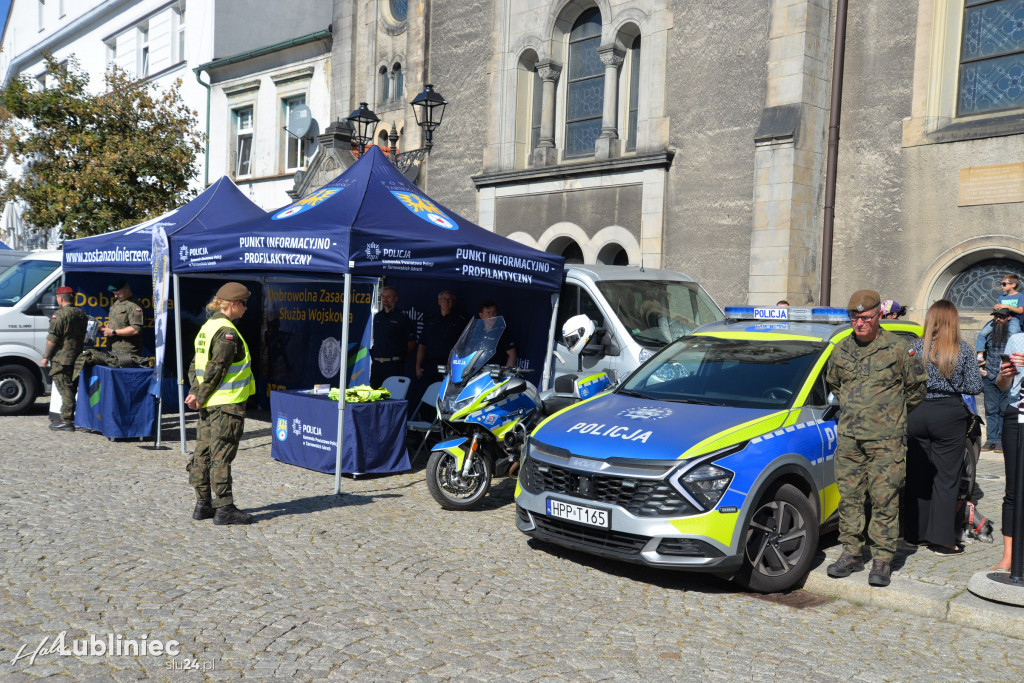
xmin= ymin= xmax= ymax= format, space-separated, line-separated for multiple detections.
xmin=0 ymin=55 xmax=205 ymax=239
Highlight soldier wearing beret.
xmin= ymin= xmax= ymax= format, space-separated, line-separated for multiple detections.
xmin=824 ymin=289 xmax=927 ymax=587
xmin=185 ymin=282 xmax=256 ymax=525
xmin=73 ymin=278 xmax=147 ymax=380
xmin=41 ymin=286 xmax=89 ymax=431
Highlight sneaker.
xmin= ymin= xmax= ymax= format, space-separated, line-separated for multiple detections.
xmin=994 ymin=444 xmax=1003 ymax=453
xmin=192 ymin=500 xmax=215 ymax=520
xmin=212 ymin=503 xmax=254 ymax=525
xmin=827 ymin=552 xmax=865 ymax=578
xmin=868 ymin=559 xmax=891 ymax=587
xmin=982 ymin=442 xmax=995 ymax=451
xmin=49 ymin=421 xmax=75 ymax=432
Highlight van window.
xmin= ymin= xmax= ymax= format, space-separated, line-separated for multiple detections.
xmin=0 ymin=258 xmax=61 ymax=307
xmin=595 ymin=279 xmax=724 ymax=347
xmin=557 ymin=284 xmax=605 ymax=333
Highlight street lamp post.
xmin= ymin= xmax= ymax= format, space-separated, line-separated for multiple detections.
xmin=346 ymin=85 xmax=448 ymax=172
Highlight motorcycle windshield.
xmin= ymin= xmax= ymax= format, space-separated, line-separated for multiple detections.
xmin=448 ymin=316 xmax=507 ymax=384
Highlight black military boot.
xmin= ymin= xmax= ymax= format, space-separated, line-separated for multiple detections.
xmin=868 ymin=559 xmax=892 ymax=587
xmin=192 ymin=499 xmax=215 ymax=520
xmin=826 ymin=552 xmax=864 ymax=578
xmin=213 ymin=504 xmax=254 ymax=525
xmin=49 ymin=421 xmax=75 ymax=432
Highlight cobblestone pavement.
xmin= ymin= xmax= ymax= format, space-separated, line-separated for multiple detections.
xmin=1 ymin=404 xmax=1022 ymax=681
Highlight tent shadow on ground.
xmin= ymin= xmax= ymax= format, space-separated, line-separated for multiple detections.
xmin=247 ymin=491 xmax=402 ymax=521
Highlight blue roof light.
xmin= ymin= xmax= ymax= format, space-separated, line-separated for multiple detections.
xmin=723 ymin=306 xmax=850 ymax=324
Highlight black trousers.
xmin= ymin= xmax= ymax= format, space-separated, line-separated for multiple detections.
xmin=905 ymin=397 xmax=968 ymax=547
xmin=1002 ymin=405 xmax=1021 ymax=538
xmin=370 ymin=359 xmax=404 ymax=389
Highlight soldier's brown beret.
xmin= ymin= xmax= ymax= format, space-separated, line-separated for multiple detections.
xmin=847 ymin=289 xmax=881 ymax=313
xmin=216 ymin=282 xmax=251 ymax=302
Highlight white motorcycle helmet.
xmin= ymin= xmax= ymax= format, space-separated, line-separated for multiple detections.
xmin=561 ymin=314 xmax=596 ymax=356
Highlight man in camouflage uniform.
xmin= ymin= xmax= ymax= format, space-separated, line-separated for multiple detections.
xmin=73 ymin=279 xmax=147 ymax=380
xmin=185 ymin=282 xmax=256 ymax=526
xmin=825 ymin=289 xmax=927 ymax=587
xmin=41 ymin=286 xmax=89 ymax=431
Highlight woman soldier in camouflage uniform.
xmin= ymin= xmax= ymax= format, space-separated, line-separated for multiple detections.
xmin=185 ymin=283 xmax=256 ymax=525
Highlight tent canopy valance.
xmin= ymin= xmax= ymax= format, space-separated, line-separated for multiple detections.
xmin=167 ymin=146 xmax=564 ymax=291
xmin=63 ymin=177 xmax=266 ymax=273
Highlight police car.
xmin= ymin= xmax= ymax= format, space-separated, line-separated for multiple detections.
xmin=515 ymin=306 xmax=923 ymax=592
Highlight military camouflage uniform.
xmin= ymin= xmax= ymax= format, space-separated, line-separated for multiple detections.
xmin=825 ymin=328 xmax=927 ymax=562
xmin=73 ymin=296 xmax=146 ymax=379
xmin=186 ymin=312 xmax=247 ymax=507
xmin=45 ymin=305 xmax=89 ymax=422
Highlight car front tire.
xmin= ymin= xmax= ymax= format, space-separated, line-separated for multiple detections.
xmin=734 ymin=482 xmax=818 ymax=593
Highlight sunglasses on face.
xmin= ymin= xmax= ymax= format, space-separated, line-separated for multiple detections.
xmin=1002 ymin=282 xmax=1015 ymax=286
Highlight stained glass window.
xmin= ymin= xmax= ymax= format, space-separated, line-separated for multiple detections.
xmin=626 ymin=35 xmax=641 ymax=152
xmin=945 ymin=258 xmax=1024 ymax=309
xmin=958 ymin=0 xmax=1024 ymax=115
xmin=565 ymin=8 xmax=603 ymax=158
xmin=390 ymin=0 xmax=408 ymax=22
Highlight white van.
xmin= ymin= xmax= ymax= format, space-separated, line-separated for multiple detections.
xmin=0 ymin=250 xmax=64 ymax=414
xmin=555 ymin=265 xmax=724 ymax=380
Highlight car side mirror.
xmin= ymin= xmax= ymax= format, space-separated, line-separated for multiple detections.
xmin=827 ymin=392 xmax=839 ymax=407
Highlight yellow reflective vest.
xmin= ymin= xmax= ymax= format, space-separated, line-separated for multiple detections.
xmin=194 ymin=318 xmax=255 ymax=407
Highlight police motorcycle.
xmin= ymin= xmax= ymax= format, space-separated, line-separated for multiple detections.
xmin=425 ymin=314 xmax=614 ymax=510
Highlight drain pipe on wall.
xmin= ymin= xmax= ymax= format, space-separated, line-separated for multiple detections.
xmin=193 ymin=67 xmax=212 ymax=187
xmin=819 ymin=0 xmax=849 ymax=307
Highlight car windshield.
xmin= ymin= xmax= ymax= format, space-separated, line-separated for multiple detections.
xmin=0 ymin=258 xmax=61 ymax=307
xmin=619 ymin=337 xmax=826 ymax=410
xmin=595 ymin=279 xmax=723 ymax=347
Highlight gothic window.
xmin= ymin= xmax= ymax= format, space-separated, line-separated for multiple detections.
xmin=565 ymin=8 xmax=604 ymax=158
xmin=945 ymin=258 xmax=1024 ymax=308
xmin=958 ymin=0 xmax=1024 ymax=116
xmin=379 ymin=66 xmax=390 ymax=104
xmin=393 ymin=63 xmax=404 ymax=99
xmin=625 ymin=35 xmax=641 ymax=152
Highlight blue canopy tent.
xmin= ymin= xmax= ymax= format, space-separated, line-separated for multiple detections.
xmin=166 ymin=146 xmax=565 ymax=492
xmin=62 ymin=177 xmax=266 ymax=443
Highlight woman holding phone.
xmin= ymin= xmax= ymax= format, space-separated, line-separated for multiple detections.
xmin=995 ymin=336 xmax=1024 ymax=571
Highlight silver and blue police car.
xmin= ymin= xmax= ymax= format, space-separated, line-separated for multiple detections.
xmin=515 ymin=306 xmax=923 ymax=592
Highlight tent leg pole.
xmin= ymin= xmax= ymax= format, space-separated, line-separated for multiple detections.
xmin=334 ymin=273 xmax=353 ymax=496
xmin=174 ymin=274 xmax=187 ymax=454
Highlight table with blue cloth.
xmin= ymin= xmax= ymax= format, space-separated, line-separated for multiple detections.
xmin=74 ymin=366 xmax=156 ymax=438
xmin=270 ymin=390 xmax=411 ymax=476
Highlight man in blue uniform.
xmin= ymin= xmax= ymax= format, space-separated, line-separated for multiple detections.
xmin=369 ymin=286 xmax=416 ymax=388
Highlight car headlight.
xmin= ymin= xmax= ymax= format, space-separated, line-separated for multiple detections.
xmin=677 ymin=464 xmax=733 ymax=510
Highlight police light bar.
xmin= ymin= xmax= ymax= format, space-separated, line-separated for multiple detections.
xmin=723 ymin=306 xmax=850 ymax=323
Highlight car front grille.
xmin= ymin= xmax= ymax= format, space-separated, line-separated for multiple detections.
xmin=531 ymin=513 xmax=648 ymax=556
xmin=520 ymin=455 xmax=696 ymax=517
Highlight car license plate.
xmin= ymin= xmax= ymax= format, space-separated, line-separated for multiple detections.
xmin=546 ymin=498 xmax=609 ymax=528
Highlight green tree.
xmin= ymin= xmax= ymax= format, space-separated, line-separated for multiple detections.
xmin=0 ymin=55 xmax=204 ymax=239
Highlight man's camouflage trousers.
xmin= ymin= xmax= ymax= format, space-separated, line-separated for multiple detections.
xmin=49 ymin=363 xmax=77 ymax=423
xmin=187 ymin=407 xmax=245 ymax=507
xmin=834 ymin=435 xmax=906 ymax=562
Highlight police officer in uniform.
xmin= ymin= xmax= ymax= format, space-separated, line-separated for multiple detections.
xmin=416 ymin=289 xmax=468 ymax=383
xmin=825 ymin=289 xmax=927 ymax=587
xmin=41 ymin=286 xmax=89 ymax=431
xmin=369 ymin=286 xmax=416 ymax=389
xmin=73 ymin=279 xmax=146 ymax=380
xmin=185 ymin=283 xmax=256 ymax=525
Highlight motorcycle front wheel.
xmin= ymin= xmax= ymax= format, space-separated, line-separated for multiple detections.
xmin=425 ymin=449 xmax=493 ymax=510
